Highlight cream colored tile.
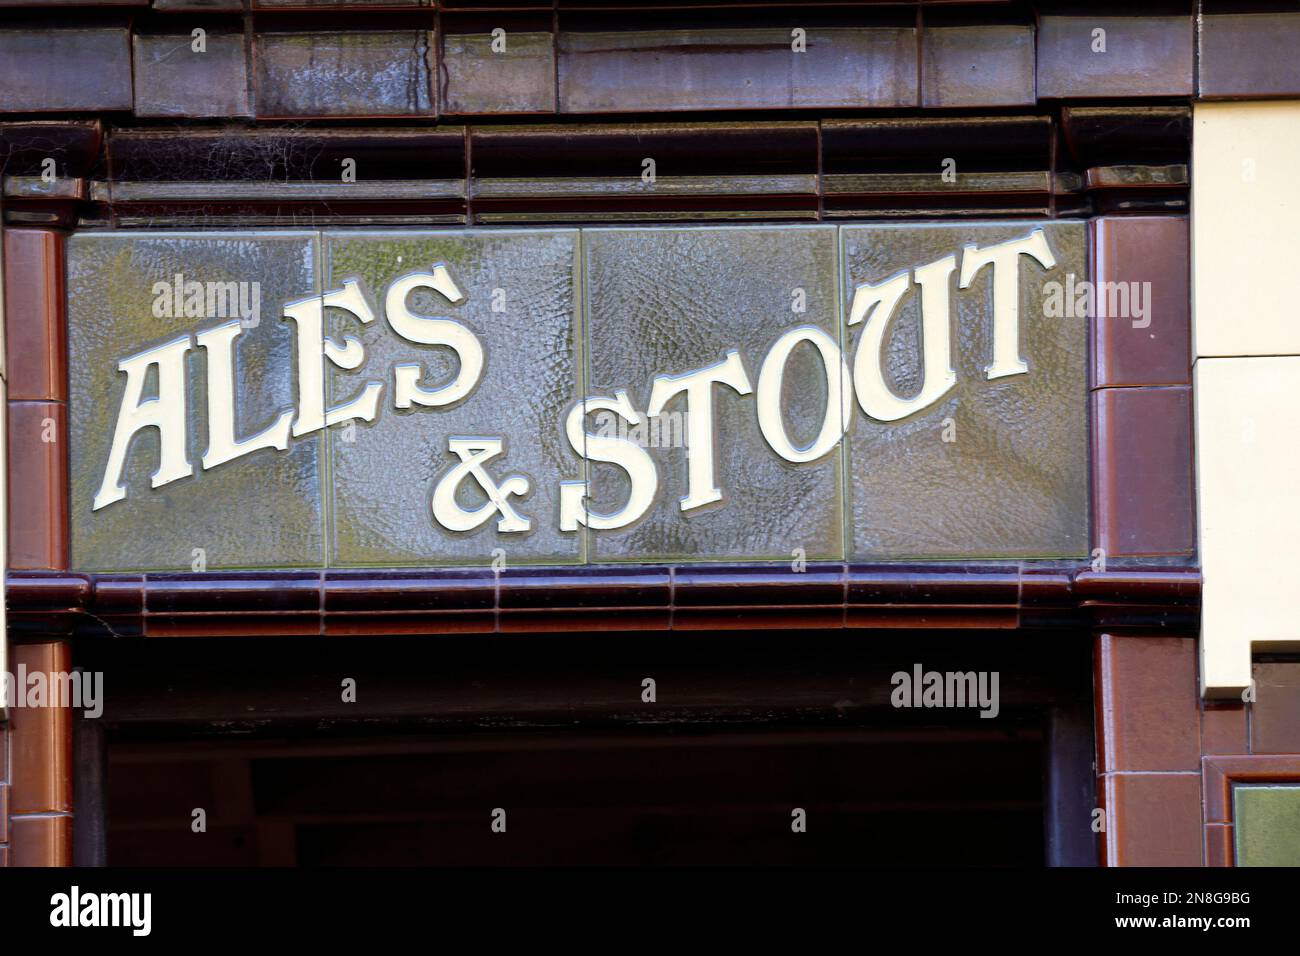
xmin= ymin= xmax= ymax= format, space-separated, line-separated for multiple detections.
xmin=1193 ymin=102 xmax=1300 ymax=358
xmin=1196 ymin=356 xmax=1300 ymax=696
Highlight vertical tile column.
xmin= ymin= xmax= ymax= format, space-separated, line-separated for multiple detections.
xmin=0 ymin=198 xmax=7 ymax=867
xmin=1192 ymin=102 xmax=1300 ymax=698
xmin=2 ymin=226 xmax=73 ymax=865
xmin=1089 ymin=214 xmax=1202 ymax=864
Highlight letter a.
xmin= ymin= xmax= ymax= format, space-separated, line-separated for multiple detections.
xmin=94 ymin=335 xmax=193 ymax=510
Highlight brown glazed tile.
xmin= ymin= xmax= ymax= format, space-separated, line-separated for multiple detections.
xmin=1091 ymin=387 xmax=1195 ymax=558
xmin=3 ymin=228 xmax=66 ymax=402
xmin=1205 ymin=823 xmax=1234 ymax=867
xmin=0 ymin=783 xmax=8 ymax=843
xmin=558 ymin=25 xmax=918 ymax=112
xmin=133 ymin=27 xmax=251 ymax=118
xmin=675 ymin=606 xmax=844 ymax=631
xmin=145 ymin=613 xmax=321 ymax=638
xmin=9 ymin=814 xmax=72 ymax=867
xmin=7 ymin=402 xmax=69 ymax=570
xmin=9 ymin=642 xmax=74 ymax=814
xmin=325 ymin=569 xmax=496 ymax=612
xmin=0 ymin=25 xmax=133 ymax=112
xmin=255 ymin=31 xmax=435 ymax=118
xmin=922 ymin=25 xmax=1035 ymax=108
xmin=1200 ymin=13 xmax=1300 ymax=98
xmin=1203 ymin=754 xmax=1300 ymax=823
xmin=0 ymin=845 xmax=7 ymax=867
xmin=844 ymin=607 xmax=1018 ymax=629
xmin=442 ymin=24 xmax=556 ymax=114
xmin=1201 ymin=701 xmax=1249 ymax=757
xmin=1037 ymin=16 xmax=1194 ymax=99
xmin=1102 ymin=773 xmax=1203 ymax=866
xmin=146 ymin=571 xmax=321 ymax=613
xmin=1091 ymin=217 xmax=1190 ymax=388
xmin=676 ymin=565 xmax=842 ymax=608
xmin=499 ymin=566 xmax=670 ymax=610
xmin=1096 ymin=634 xmax=1199 ymax=772
xmin=324 ymin=611 xmax=496 ymax=636
xmin=1250 ymin=662 xmax=1300 ymax=754
xmin=500 ymin=608 xmax=670 ymax=632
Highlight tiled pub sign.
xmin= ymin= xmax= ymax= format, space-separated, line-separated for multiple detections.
xmin=66 ymin=223 xmax=1087 ymax=572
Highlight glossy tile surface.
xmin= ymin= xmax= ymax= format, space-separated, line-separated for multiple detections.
xmin=1233 ymin=785 xmax=1300 ymax=867
xmin=326 ymin=230 xmax=582 ymax=566
xmin=66 ymin=232 xmax=324 ymax=570
xmin=442 ymin=31 xmax=556 ymax=114
xmin=255 ymin=31 xmax=434 ymax=118
xmin=559 ymin=28 xmax=917 ymax=112
xmin=841 ymin=221 xmax=1088 ymax=560
xmin=133 ymin=28 xmax=251 ymax=118
xmin=583 ymin=225 xmax=843 ymax=562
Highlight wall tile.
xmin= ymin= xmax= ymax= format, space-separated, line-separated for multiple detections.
xmin=65 ymin=232 xmax=325 ymax=571
xmin=1193 ymin=102 xmax=1300 ymax=357
xmin=325 ymin=230 xmax=582 ymax=566
xmin=1091 ymin=216 xmax=1190 ymax=388
xmin=8 ymin=402 xmax=68 ymax=570
xmin=1092 ymin=386 xmax=1195 ymax=558
xmin=1251 ymin=662 xmax=1300 ymax=754
xmin=1102 ymin=773 xmax=1203 ymax=866
xmin=9 ymin=814 xmax=72 ymax=867
xmin=2 ymin=228 xmax=66 ymax=402
xmin=1195 ymin=356 xmax=1300 ymax=695
xmin=840 ymin=221 xmax=1088 ymax=560
xmin=1037 ymin=16 xmax=1193 ymax=99
xmin=559 ymin=27 xmax=917 ymax=112
xmin=1201 ymin=13 xmax=1300 ymax=98
xmin=583 ymin=225 xmax=843 ymax=563
xmin=0 ymin=26 xmax=132 ymax=112
xmin=133 ymin=28 xmax=251 ymax=118
xmin=443 ymin=30 xmax=555 ymax=114
xmin=1201 ymin=701 xmax=1248 ymax=757
xmin=1233 ymin=785 xmax=1300 ymax=866
xmin=9 ymin=642 xmax=73 ymax=814
xmin=922 ymin=25 xmax=1035 ymax=108
xmin=1096 ymin=634 xmax=1199 ymax=773
xmin=255 ymin=31 xmax=434 ymax=118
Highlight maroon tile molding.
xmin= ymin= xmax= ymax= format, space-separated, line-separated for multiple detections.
xmin=6 ymin=565 xmax=1201 ymax=639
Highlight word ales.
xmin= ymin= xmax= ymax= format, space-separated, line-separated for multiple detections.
xmin=94 ymin=229 xmax=1056 ymax=533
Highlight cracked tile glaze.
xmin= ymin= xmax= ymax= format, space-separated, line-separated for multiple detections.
xmin=67 ymin=232 xmax=323 ymax=571
xmin=841 ymin=221 xmax=1088 ymax=559
xmin=326 ymin=230 xmax=582 ymax=566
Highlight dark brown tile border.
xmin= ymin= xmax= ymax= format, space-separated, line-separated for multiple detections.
xmin=1203 ymin=754 xmax=1300 ymax=826
xmin=6 ymin=565 xmax=1200 ymax=639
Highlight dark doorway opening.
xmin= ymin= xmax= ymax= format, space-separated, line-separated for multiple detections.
xmin=77 ymin=630 xmax=1096 ymax=866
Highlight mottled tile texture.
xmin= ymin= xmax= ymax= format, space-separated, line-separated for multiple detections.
xmin=326 ymin=230 xmax=581 ymax=566
xmin=66 ymin=233 xmax=324 ymax=571
xmin=841 ymin=222 xmax=1088 ymax=559
xmin=584 ymin=226 xmax=844 ymax=562
xmin=65 ymin=225 xmax=1089 ymax=571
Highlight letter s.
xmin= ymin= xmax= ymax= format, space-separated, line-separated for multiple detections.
xmin=385 ymin=264 xmax=484 ymax=409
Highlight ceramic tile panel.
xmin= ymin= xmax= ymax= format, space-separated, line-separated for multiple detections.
xmin=840 ymin=221 xmax=1088 ymax=560
xmin=582 ymin=225 xmax=844 ymax=563
xmin=66 ymin=232 xmax=325 ymax=571
xmin=325 ymin=230 xmax=582 ymax=566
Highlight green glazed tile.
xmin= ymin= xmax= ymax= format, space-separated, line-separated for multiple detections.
xmin=1234 ymin=784 xmax=1300 ymax=867
xmin=582 ymin=225 xmax=844 ymax=563
xmin=67 ymin=232 xmax=324 ymax=571
xmin=840 ymin=221 xmax=1089 ymax=560
xmin=325 ymin=229 xmax=582 ymax=566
